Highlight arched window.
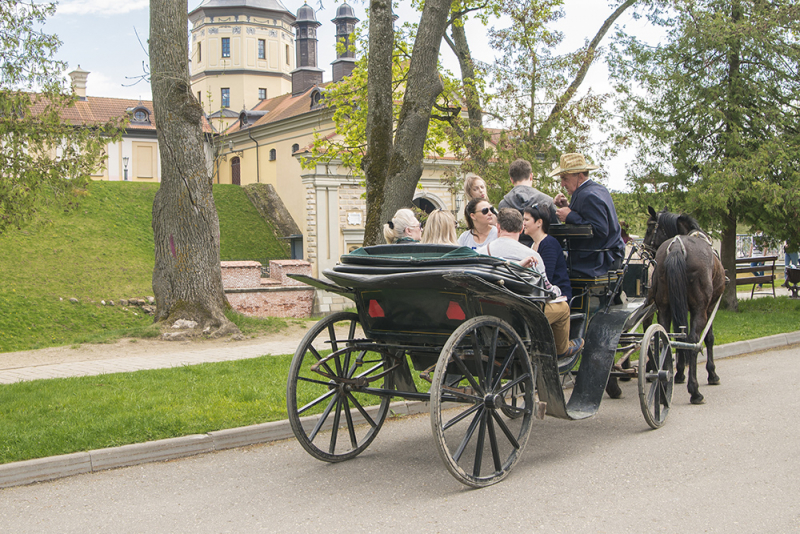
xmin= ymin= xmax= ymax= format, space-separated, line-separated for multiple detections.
xmin=291 ymin=143 xmax=300 ymax=154
xmin=269 ymin=148 xmax=276 ymax=161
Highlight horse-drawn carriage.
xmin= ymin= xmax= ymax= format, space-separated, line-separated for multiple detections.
xmin=285 ymin=218 xmax=717 ymax=487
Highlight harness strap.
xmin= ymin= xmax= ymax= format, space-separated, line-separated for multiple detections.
xmin=666 ymin=235 xmax=687 ymax=258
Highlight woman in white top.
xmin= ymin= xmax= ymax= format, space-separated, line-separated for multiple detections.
xmin=458 ymin=198 xmax=498 ymax=250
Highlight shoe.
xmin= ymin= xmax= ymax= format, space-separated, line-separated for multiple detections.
xmin=558 ymin=338 xmax=584 ymax=360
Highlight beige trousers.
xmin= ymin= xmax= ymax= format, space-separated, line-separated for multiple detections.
xmin=544 ymin=300 xmax=570 ymax=355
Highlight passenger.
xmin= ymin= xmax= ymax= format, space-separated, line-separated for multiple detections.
xmin=551 ymin=153 xmax=625 ymax=277
xmin=421 ymin=209 xmax=459 ymax=246
xmin=463 ymin=175 xmax=488 ymax=203
xmin=499 ymin=158 xmax=559 ymax=247
xmin=458 ymin=198 xmax=499 ymax=250
xmin=523 ymin=205 xmax=572 ymax=302
xmin=383 ymin=208 xmax=422 ymax=244
xmin=478 ymin=208 xmax=583 ymax=360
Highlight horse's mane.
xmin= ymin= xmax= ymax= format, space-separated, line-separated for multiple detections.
xmin=659 ymin=211 xmax=702 ymax=236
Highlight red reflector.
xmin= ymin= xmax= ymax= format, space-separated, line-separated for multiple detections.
xmin=446 ymin=301 xmax=466 ymax=320
xmin=368 ymin=299 xmax=385 ymax=318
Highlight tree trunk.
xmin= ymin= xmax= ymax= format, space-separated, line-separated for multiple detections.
xmin=448 ymin=17 xmax=487 ymax=170
xmin=149 ymin=0 xmax=238 ymax=336
xmin=362 ymin=0 xmax=395 ymax=246
xmin=363 ymin=0 xmax=453 ymax=245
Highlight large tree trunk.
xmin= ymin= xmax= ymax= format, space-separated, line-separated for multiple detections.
xmin=149 ymin=0 xmax=238 ymax=337
xmin=363 ymin=0 xmax=454 ymax=245
xmin=362 ymin=0 xmax=395 ymax=246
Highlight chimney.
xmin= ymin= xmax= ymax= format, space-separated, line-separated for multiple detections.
xmin=291 ymin=2 xmax=323 ymax=96
xmin=331 ymin=2 xmax=359 ymax=83
xmin=68 ymin=66 xmax=90 ymax=100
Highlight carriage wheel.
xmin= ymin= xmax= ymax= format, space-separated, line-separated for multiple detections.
xmin=638 ymin=323 xmax=674 ymax=429
xmin=287 ymin=312 xmax=393 ymax=462
xmin=430 ymin=316 xmax=534 ymax=487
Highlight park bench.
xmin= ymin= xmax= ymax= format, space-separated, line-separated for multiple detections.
xmin=735 ymin=255 xmax=777 ymax=298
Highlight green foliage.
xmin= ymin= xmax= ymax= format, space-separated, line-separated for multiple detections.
xmin=0 ymin=0 xmax=124 ymax=234
xmin=609 ymin=0 xmax=800 ymax=242
xmin=0 ymin=181 xmax=289 ymax=352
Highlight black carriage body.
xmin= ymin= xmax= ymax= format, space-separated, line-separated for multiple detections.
xmin=322 ymin=244 xmax=556 ymax=371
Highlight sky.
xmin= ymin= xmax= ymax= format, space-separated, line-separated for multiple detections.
xmin=43 ymin=0 xmax=655 ymax=190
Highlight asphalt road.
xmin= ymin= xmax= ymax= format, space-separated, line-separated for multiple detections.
xmin=2 ymin=346 xmax=799 ymax=534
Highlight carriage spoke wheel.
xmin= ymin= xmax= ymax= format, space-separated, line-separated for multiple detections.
xmin=638 ymin=324 xmax=674 ymax=429
xmin=287 ymin=312 xmax=393 ymax=462
xmin=430 ymin=316 xmax=534 ymax=487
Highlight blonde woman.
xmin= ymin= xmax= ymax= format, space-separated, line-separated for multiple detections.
xmin=421 ymin=209 xmax=458 ymax=245
xmin=383 ymin=208 xmax=422 ymax=244
xmin=463 ymin=175 xmax=488 ymax=203
xmin=457 ymin=198 xmax=498 ymax=250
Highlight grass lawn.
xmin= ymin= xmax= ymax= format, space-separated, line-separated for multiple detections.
xmin=1 ymin=297 xmax=797 ymax=465
xmin=0 ymin=182 xmax=290 ymax=353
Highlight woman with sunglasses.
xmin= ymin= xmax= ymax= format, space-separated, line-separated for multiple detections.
xmin=383 ymin=208 xmax=422 ymax=244
xmin=458 ymin=198 xmax=498 ymax=250
xmin=523 ymin=205 xmax=572 ymax=302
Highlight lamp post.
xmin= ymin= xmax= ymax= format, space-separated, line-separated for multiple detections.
xmin=123 ymin=157 xmax=129 ymax=181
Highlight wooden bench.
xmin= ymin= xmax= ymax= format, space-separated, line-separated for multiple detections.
xmin=735 ymin=255 xmax=778 ymax=298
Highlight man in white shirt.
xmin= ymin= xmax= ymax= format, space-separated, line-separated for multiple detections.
xmin=478 ymin=208 xmax=583 ymax=360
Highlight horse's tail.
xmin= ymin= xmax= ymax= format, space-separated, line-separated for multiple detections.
xmin=664 ymin=245 xmax=689 ymax=333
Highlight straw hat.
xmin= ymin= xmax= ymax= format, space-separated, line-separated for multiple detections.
xmin=549 ymin=153 xmax=600 ymax=177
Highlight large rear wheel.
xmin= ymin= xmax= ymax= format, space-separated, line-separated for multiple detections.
xmin=430 ymin=316 xmax=534 ymax=487
xmin=287 ymin=312 xmax=393 ymax=462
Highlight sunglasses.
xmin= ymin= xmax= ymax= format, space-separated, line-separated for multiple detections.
xmin=480 ymin=206 xmax=498 ymax=216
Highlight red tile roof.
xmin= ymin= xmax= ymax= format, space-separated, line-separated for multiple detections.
xmin=28 ymin=93 xmax=214 ymax=134
xmin=225 ymin=83 xmax=330 ymax=134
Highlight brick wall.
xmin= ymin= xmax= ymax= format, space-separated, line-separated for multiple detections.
xmin=220 ymin=261 xmax=262 ymax=289
xmin=221 ymin=260 xmax=315 ymax=318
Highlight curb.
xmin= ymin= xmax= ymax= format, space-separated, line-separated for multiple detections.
xmin=2 ymin=332 xmax=798 ymax=490
xmin=0 ymin=399 xmax=430 ymax=489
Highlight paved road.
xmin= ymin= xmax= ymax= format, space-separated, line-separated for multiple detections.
xmin=2 ymin=346 xmax=799 ymax=533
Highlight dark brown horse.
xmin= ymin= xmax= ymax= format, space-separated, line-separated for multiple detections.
xmin=643 ymin=207 xmax=727 ymax=404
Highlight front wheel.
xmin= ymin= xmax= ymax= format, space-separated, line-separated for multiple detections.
xmin=430 ymin=316 xmax=534 ymax=487
xmin=287 ymin=312 xmax=393 ymax=462
xmin=638 ymin=323 xmax=674 ymax=429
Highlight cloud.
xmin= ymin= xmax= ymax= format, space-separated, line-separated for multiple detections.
xmin=58 ymin=0 xmax=149 ymax=16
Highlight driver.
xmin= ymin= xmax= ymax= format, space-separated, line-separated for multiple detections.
xmin=551 ymin=153 xmax=625 ymax=277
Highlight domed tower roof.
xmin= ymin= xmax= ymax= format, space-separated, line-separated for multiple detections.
xmin=295 ymin=2 xmax=320 ymax=26
xmin=332 ymin=2 xmax=357 ymax=21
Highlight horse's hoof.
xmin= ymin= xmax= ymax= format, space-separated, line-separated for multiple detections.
xmin=606 ymin=384 xmax=623 ymax=399
xmin=690 ymin=394 xmax=705 ymax=405
xmin=708 ymin=376 xmax=721 ymax=385
xmin=619 ymin=376 xmax=632 ymax=382
xmin=675 ymin=375 xmax=686 ymax=384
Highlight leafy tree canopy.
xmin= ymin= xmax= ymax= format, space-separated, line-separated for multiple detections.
xmin=609 ymin=0 xmax=800 ymax=306
xmin=0 ymin=0 xmax=123 ymax=234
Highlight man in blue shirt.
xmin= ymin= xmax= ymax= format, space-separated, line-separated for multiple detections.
xmin=551 ymin=153 xmax=625 ymax=278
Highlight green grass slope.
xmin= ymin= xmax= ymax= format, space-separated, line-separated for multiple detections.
xmin=0 ymin=182 xmax=289 ymax=353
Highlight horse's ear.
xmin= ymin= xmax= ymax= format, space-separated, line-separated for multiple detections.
xmin=662 ymin=205 xmax=668 ymax=212
xmin=648 ymin=206 xmax=657 ymax=218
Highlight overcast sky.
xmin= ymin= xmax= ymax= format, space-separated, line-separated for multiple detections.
xmin=44 ymin=0 xmax=653 ymax=190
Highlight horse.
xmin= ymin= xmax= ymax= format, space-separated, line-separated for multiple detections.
xmin=642 ymin=206 xmax=727 ymax=404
